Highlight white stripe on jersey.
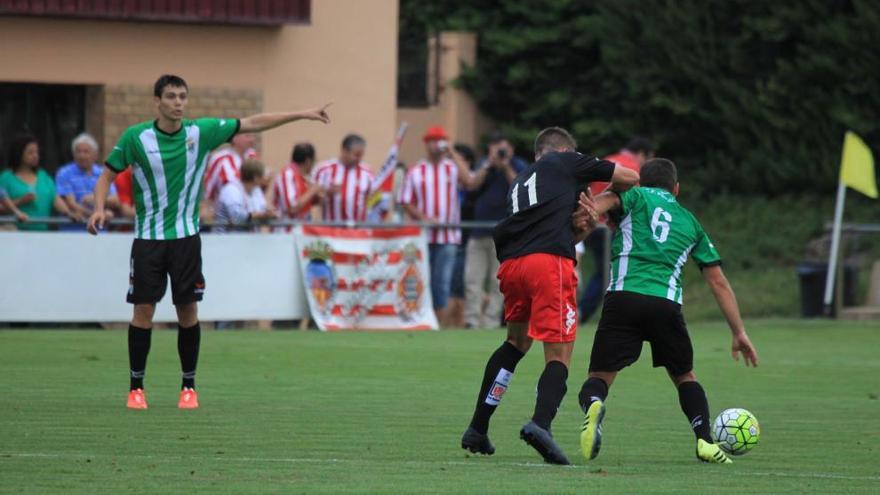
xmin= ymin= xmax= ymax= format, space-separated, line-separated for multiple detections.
xmin=132 ymin=165 xmax=153 ymax=239
xmin=177 ymin=124 xmax=201 ymax=238
xmin=311 ymin=159 xmax=374 ymax=222
xmin=667 ymin=243 xmax=695 ymax=303
xmin=397 ymin=159 xmax=461 ymax=244
xmin=138 ymin=129 xmax=168 ymax=240
xmin=273 ymin=165 xmax=298 ymax=232
xmin=204 ymin=147 xmax=241 ymax=202
xmin=612 ymin=213 xmax=634 ymax=291
xmin=274 ymin=165 xmax=298 ymax=213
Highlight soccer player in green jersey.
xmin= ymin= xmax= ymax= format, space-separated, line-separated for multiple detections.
xmin=87 ymin=74 xmax=330 ymax=410
xmin=573 ymin=158 xmax=759 ymax=463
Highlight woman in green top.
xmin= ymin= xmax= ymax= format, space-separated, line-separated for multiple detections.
xmin=0 ymin=134 xmax=78 ymax=231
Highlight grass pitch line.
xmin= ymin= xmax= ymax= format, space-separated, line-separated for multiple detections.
xmin=3 ymin=452 xmax=879 ymax=482
xmin=0 ymin=452 xmax=560 ymax=469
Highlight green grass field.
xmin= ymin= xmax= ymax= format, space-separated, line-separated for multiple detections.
xmin=1 ymin=320 xmax=878 ymax=494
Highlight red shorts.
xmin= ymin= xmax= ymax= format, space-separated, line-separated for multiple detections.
xmin=497 ymin=253 xmax=578 ymax=343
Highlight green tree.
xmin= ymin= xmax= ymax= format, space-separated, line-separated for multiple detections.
xmin=400 ymin=0 xmax=880 ymax=197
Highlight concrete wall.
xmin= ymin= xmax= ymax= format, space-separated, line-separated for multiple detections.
xmin=0 ymin=0 xmax=399 ymax=171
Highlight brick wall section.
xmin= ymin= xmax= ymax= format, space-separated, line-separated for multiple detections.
xmin=101 ymin=85 xmax=263 ymax=159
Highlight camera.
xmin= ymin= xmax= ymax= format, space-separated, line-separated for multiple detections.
xmin=437 ymin=140 xmax=449 ymax=151
xmin=497 ymin=148 xmax=508 ymax=159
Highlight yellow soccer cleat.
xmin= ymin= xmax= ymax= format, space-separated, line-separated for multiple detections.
xmin=580 ymin=399 xmax=606 ymax=460
xmin=697 ymin=438 xmax=733 ymax=464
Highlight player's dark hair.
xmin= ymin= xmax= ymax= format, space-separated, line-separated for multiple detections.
xmin=153 ymin=74 xmax=188 ymax=97
xmin=341 ymin=134 xmax=366 ymax=151
xmin=640 ymin=158 xmax=678 ymax=192
xmin=240 ymin=159 xmax=265 ymax=183
xmin=7 ymin=133 xmax=38 ymax=172
xmin=625 ymin=136 xmax=654 ymax=155
xmin=534 ymin=127 xmax=577 ymax=157
xmin=291 ymin=142 xmax=315 ymax=164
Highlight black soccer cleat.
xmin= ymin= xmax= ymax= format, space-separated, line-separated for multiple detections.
xmin=519 ymin=420 xmax=571 ymax=465
xmin=461 ymin=426 xmax=496 ymax=455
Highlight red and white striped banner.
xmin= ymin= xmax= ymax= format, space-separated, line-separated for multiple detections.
xmin=294 ymin=225 xmax=438 ymax=330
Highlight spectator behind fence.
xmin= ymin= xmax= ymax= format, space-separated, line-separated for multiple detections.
xmin=447 ymin=143 xmax=478 ymax=327
xmin=55 ymin=133 xmax=120 ymax=231
xmin=579 ymin=136 xmax=654 ymax=323
xmin=274 ymin=142 xmax=322 ymax=232
xmin=398 ymin=126 xmax=477 ymax=326
xmin=464 ymin=131 xmax=527 ymax=328
xmin=213 ymin=159 xmax=276 ymax=233
xmin=0 ymin=134 xmax=78 ymax=230
xmin=204 ymin=133 xmax=258 ymax=205
xmin=311 ymin=134 xmax=374 ymax=222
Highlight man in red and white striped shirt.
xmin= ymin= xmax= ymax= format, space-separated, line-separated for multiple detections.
xmin=204 ymin=133 xmax=258 ymax=203
xmin=311 ymin=134 xmax=374 ymax=222
xmin=398 ymin=126 xmax=477 ymax=324
xmin=273 ymin=142 xmax=322 ymax=232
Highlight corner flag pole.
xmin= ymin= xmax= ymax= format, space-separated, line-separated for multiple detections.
xmin=823 ymin=180 xmax=846 ymax=312
xmin=823 ymin=131 xmax=878 ymax=313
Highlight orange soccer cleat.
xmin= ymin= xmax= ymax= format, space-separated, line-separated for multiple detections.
xmin=127 ymin=388 xmax=148 ymax=409
xmin=178 ymin=387 xmax=199 ymax=409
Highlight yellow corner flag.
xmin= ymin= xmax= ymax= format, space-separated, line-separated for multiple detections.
xmin=840 ymin=131 xmax=878 ymax=198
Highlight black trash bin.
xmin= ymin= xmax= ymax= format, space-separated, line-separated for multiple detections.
xmin=796 ymin=262 xmax=857 ymax=317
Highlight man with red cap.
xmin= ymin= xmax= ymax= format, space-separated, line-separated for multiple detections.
xmin=398 ymin=126 xmax=477 ymax=325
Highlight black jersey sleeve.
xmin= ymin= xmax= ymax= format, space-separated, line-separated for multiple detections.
xmin=558 ymin=152 xmax=615 ymax=183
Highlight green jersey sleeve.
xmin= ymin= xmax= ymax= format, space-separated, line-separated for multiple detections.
xmin=196 ymin=117 xmax=240 ymax=151
xmin=615 ymin=188 xmax=642 ymax=215
xmin=105 ymin=128 xmax=133 ymax=172
xmin=692 ymin=223 xmax=722 ymax=268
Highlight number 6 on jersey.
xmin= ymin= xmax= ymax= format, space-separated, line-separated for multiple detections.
xmin=512 ymin=172 xmax=538 ymax=213
xmin=651 ymin=207 xmax=671 ymax=243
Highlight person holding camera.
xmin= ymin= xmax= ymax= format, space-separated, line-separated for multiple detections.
xmin=398 ymin=126 xmax=477 ymax=326
xmin=463 ymin=132 xmax=527 ymax=328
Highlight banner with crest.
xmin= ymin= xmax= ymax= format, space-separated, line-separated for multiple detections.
xmin=294 ymin=225 xmax=438 ymax=330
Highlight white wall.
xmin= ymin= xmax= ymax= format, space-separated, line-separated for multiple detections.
xmin=0 ymin=232 xmax=307 ymax=322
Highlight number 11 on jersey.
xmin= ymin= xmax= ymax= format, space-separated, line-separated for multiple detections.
xmin=512 ymin=172 xmax=538 ymax=213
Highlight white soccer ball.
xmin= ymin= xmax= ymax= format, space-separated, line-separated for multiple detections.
xmin=712 ymin=407 xmax=760 ymax=456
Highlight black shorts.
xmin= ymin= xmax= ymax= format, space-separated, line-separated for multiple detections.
xmin=127 ymin=234 xmax=205 ymax=305
xmin=588 ymin=291 xmax=693 ymax=377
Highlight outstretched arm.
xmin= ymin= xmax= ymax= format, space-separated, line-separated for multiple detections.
xmin=572 ymin=191 xmax=621 ymax=235
xmin=572 ymin=189 xmax=621 ymax=241
xmin=702 ymin=265 xmax=758 ymax=367
xmin=239 ymin=104 xmax=331 ymax=133
xmin=609 ymin=164 xmax=639 ymax=191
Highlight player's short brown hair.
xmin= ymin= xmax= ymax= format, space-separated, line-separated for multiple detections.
xmin=534 ymin=127 xmax=577 ymax=157
xmin=640 ymin=158 xmax=678 ymax=193
xmin=241 ymin=158 xmax=265 ymax=183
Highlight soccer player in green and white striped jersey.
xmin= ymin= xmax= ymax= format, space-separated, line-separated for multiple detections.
xmin=87 ymin=74 xmax=331 ymax=410
xmin=572 ymin=158 xmax=759 ymax=464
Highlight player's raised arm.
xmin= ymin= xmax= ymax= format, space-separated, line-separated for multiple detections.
xmin=238 ymin=104 xmax=332 ymax=133
xmin=701 ymin=265 xmax=758 ymax=367
xmin=609 ymin=164 xmax=639 ymax=191
xmin=87 ymin=167 xmax=119 ymax=235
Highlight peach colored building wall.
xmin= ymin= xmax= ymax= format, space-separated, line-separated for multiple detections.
xmin=0 ymin=0 xmax=399 ymax=172
xmin=397 ymin=32 xmax=493 ymax=165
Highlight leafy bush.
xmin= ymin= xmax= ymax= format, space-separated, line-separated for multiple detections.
xmin=401 ymin=0 xmax=880 ymax=196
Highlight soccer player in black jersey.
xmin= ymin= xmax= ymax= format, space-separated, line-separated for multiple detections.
xmin=461 ymin=127 xmax=639 ymax=464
